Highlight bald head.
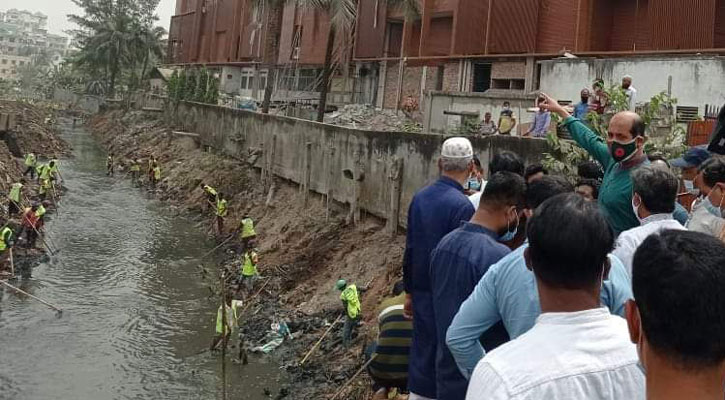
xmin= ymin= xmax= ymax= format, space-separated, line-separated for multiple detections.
xmin=609 ymin=111 xmax=645 ymax=140
xmin=622 ymin=76 xmax=633 ymax=89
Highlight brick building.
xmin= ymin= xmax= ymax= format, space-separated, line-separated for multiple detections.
xmin=167 ymin=0 xmax=725 ymax=111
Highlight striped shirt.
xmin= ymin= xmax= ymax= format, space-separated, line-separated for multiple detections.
xmin=369 ymin=294 xmax=412 ymax=382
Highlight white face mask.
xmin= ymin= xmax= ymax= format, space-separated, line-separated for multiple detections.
xmin=631 ymin=194 xmax=643 ymax=225
xmin=683 ymin=180 xmax=696 ymax=194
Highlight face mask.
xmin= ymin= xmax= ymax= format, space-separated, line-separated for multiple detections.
xmin=581 ymin=97 xmax=589 ymax=103
xmin=683 ymin=180 xmax=697 ymax=195
xmin=702 ymin=194 xmax=723 ymax=219
xmin=631 ymin=195 xmax=643 ymax=225
xmin=610 ymin=139 xmax=638 ymax=163
xmin=468 ymin=177 xmax=481 ymax=191
xmin=499 ymin=210 xmax=519 ymax=242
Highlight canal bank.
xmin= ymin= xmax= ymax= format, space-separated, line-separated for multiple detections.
xmin=0 ymin=117 xmax=281 ymax=399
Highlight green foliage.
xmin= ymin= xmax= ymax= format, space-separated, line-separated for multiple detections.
xmin=451 ymin=118 xmax=481 ymax=135
xmin=543 ymin=85 xmax=686 ymax=182
xmin=164 ymin=68 xmax=220 ymax=105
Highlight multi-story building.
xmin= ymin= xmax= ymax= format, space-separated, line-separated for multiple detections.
xmin=168 ymin=0 xmax=725 ymax=117
xmin=0 ymin=8 xmax=69 ymax=71
xmin=0 ymin=53 xmax=31 ymax=80
xmin=4 ymin=9 xmax=47 ymax=35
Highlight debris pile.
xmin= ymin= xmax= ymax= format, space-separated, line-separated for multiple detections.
xmin=0 ymin=100 xmax=69 ymax=157
xmin=324 ymin=104 xmax=422 ymax=133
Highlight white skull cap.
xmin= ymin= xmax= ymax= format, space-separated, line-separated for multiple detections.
xmin=441 ymin=137 xmax=473 ymax=159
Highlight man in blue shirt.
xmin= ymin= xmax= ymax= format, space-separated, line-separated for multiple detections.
xmin=446 ymin=176 xmax=634 ymax=379
xmin=573 ymin=88 xmax=590 ymax=120
xmin=403 ymin=137 xmax=477 ymax=400
xmin=430 ymin=171 xmax=526 ymax=400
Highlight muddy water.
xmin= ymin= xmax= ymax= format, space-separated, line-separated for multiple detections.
xmin=0 ymin=119 xmax=280 ymax=399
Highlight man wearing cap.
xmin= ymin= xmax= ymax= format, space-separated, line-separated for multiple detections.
xmin=670 ymin=147 xmax=711 ymax=200
xmin=622 ymin=75 xmax=637 ymax=111
xmin=336 ymin=279 xmax=361 ymax=348
xmin=403 ymin=137 xmax=476 ymax=400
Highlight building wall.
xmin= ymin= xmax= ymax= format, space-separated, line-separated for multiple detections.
xmin=355 ymin=0 xmax=387 ymax=58
xmin=538 ymin=56 xmax=725 ymax=114
xmin=0 ymin=54 xmax=30 ymax=80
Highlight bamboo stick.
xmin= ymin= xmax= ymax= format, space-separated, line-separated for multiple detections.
xmin=0 ymin=279 xmax=62 ymax=314
xmin=329 ymin=355 xmax=378 ymax=400
xmin=299 ymin=314 xmax=343 ymax=366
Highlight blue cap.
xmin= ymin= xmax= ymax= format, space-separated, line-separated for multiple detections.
xmin=669 ymin=147 xmax=711 ymax=168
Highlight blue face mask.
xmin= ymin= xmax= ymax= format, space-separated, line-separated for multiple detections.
xmin=468 ymin=177 xmax=482 ymax=191
xmin=702 ymin=195 xmax=723 ymax=218
xmin=499 ymin=211 xmax=519 ymax=242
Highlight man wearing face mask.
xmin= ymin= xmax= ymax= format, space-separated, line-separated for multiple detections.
xmin=628 ymin=230 xmax=725 ymax=400
xmin=403 ymin=137 xmax=476 ymax=400
xmin=465 ymin=194 xmax=644 ymax=400
xmin=686 ymin=157 xmax=725 ymax=237
xmin=447 ymin=177 xmax=633 ymax=379
xmin=539 ymin=93 xmax=647 ymax=234
xmin=612 ymin=165 xmax=686 ymax=277
xmin=573 ymin=88 xmax=590 ymax=120
xmin=430 ymin=172 xmax=526 ymax=400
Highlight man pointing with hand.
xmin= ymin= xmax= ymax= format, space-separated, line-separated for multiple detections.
xmin=538 ymin=93 xmax=648 ymax=234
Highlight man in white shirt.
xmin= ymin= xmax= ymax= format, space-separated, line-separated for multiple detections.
xmin=469 ymin=151 xmax=524 ymax=209
xmin=466 ymin=193 xmax=645 ymax=400
xmin=613 ymin=165 xmax=685 ymax=277
xmin=622 ymin=75 xmax=637 ymax=111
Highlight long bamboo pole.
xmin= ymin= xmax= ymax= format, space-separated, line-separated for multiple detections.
xmin=0 ymin=279 xmax=63 ymax=314
xmin=299 ymin=314 xmax=343 ymax=366
xmin=329 ymin=355 xmax=378 ymax=400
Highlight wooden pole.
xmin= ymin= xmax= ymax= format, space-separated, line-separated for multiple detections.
xmin=386 ymin=158 xmax=404 ymax=237
xmin=304 ymin=142 xmax=312 ymax=208
xmin=9 ymin=248 xmax=15 ymax=278
xmin=329 ymin=355 xmax=378 ymax=400
xmin=240 ymin=277 xmax=272 ymax=313
xmin=300 ymin=314 xmax=343 ymax=366
xmin=201 ymin=234 xmax=235 ymax=259
xmin=0 ymin=279 xmax=63 ymax=314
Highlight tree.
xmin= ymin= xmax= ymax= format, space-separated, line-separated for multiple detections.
xmin=257 ymin=0 xmax=287 ymax=114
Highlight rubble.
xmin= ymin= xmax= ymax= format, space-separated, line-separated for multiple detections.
xmin=324 ymin=104 xmax=423 ymax=133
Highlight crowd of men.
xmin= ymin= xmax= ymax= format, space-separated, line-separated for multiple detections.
xmin=362 ymin=94 xmax=725 ymax=400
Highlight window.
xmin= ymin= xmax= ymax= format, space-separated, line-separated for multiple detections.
xmin=19 ymin=61 xmax=24 ymax=66
xmin=11 ymin=60 xmax=16 ymax=65
xmin=1 ymin=59 xmax=6 ymax=64
xmin=240 ymin=68 xmax=254 ymax=90
xmin=297 ymin=69 xmax=320 ymax=91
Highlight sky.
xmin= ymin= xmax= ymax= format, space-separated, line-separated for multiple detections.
xmin=1 ymin=0 xmax=177 ymax=37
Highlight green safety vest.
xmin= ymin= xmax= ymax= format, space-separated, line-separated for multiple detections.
xmin=215 ymin=300 xmax=241 ymax=335
xmin=153 ymin=167 xmax=161 ymax=180
xmin=24 ymin=153 xmax=36 ymax=167
xmin=36 ymin=204 xmax=46 ymax=218
xmin=216 ymin=199 xmax=228 ymax=217
xmin=340 ymin=284 xmax=361 ymax=319
xmin=9 ymin=182 xmax=22 ymax=203
xmin=130 ymin=163 xmax=140 ymax=172
xmin=241 ymin=250 xmax=258 ymax=277
xmin=240 ymin=218 xmax=256 ymax=239
xmin=38 ymin=164 xmax=51 ymax=180
xmin=204 ymin=185 xmax=217 ymax=196
xmin=49 ymin=161 xmax=58 ymax=174
xmin=0 ymin=227 xmax=13 ymax=252
xmin=39 ymin=179 xmax=50 ymax=194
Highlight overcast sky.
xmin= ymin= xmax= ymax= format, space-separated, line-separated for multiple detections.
xmin=1 ymin=0 xmax=176 ymax=37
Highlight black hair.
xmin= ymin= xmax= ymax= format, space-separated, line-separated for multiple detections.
xmin=647 ymin=153 xmax=671 ymax=168
xmin=392 ymin=280 xmax=405 ymax=296
xmin=700 ymin=157 xmax=725 ymax=188
xmin=480 ymin=172 xmax=526 ymax=210
xmin=697 ymin=157 xmax=719 ymax=173
xmin=527 ymin=193 xmax=614 ymax=289
xmin=632 ymin=165 xmax=678 ymax=214
xmin=575 ymin=178 xmax=600 ymax=199
xmin=524 ymin=175 xmax=574 ymax=210
xmin=577 ymin=160 xmax=604 ymax=181
xmin=630 ymin=114 xmax=646 ymax=138
xmin=524 ymin=164 xmax=548 ymax=182
xmin=472 ymin=155 xmax=482 ymax=169
xmin=633 ymin=230 xmax=725 ymax=370
xmin=503 ymin=101 xmax=510 ymax=106
xmin=489 ymin=151 xmax=524 ymax=177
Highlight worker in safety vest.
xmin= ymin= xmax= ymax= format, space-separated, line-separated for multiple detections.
xmin=209 ymin=294 xmax=243 ymax=351
xmin=215 ymin=192 xmax=228 ymax=235
xmin=106 ymin=153 xmax=114 ymax=176
xmin=147 ymin=156 xmax=157 ymax=183
xmin=200 ymin=183 xmax=218 ymax=212
xmin=36 ymin=201 xmax=49 ymax=231
xmin=0 ymin=223 xmax=15 ymax=271
xmin=23 ymin=153 xmax=37 ymax=179
xmin=8 ymin=179 xmax=25 ymax=216
xmin=48 ymin=159 xmax=60 ymax=182
xmin=239 ymin=243 xmax=259 ymax=293
xmin=151 ymin=163 xmax=161 ymax=189
xmin=336 ymin=279 xmax=362 ymax=348
xmin=21 ymin=203 xmax=41 ymax=248
xmin=130 ymin=159 xmax=141 ymax=184
xmin=38 ymin=179 xmax=51 ymax=201
xmin=238 ymin=214 xmax=256 ymax=252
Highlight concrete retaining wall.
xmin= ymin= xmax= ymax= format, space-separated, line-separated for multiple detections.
xmin=53 ymin=88 xmax=103 ymax=114
xmin=168 ymin=101 xmax=549 ymax=228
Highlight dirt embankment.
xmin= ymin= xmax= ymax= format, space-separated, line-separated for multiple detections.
xmin=88 ymin=110 xmax=407 ymax=400
xmin=0 ymin=101 xmax=70 ymax=272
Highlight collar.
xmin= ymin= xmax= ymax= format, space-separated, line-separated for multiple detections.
xmin=438 ymin=175 xmax=465 ymax=191
xmin=641 ymin=213 xmax=674 ymax=225
xmin=536 ymin=307 xmax=609 ymax=325
xmin=460 ymin=221 xmax=499 ymax=239
xmin=620 ymin=153 xmax=648 ymax=170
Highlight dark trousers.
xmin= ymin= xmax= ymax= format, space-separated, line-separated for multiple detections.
xmin=8 ymin=201 xmax=20 ymax=216
xmin=23 ymin=166 xmax=35 ymax=179
xmin=343 ymin=315 xmax=358 ymax=348
xmin=216 ymin=216 xmax=224 ymax=234
xmin=23 ymin=226 xmax=38 ymax=248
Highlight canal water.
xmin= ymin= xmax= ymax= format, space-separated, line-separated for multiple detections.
xmin=0 ymin=119 xmax=279 ymax=399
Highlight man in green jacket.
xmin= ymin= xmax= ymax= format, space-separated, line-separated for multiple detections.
xmin=540 ymin=93 xmax=648 ymax=233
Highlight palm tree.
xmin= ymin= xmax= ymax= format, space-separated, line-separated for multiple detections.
xmin=132 ymin=25 xmax=167 ymax=90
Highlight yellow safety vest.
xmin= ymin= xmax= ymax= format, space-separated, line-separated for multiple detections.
xmin=340 ymin=284 xmax=361 ymax=319
xmin=241 ymin=250 xmax=258 ymax=277
xmin=0 ymin=227 xmax=13 ymax=252
xmin=216 ymin=198 xmax=228 ymax=217
xmin=204 ymin=185 xmax=218 ymax=196
xmin=49 ymin=161 xmax=58 ymax=174
xmin=153 ymin=167 xmax=161 ymax=180
xmin=215 ymin=300 xmax=242 ymax=335
xmin=240 ymin=218 xmax=256 ymax=239
xmin=24 ymin=153 xmax=36 ymax=167
xmin=39 ymin=179 xmax=50 ymax=195
xmin=130 ymin=163 xmax=141 ymax=172
xmin=9 ymin=183 xmax=22 ymax=202
xmin=39 ymin=164 xmax=51 ymax=180
xmin=36 ymin=204 xmax=46 ymax=218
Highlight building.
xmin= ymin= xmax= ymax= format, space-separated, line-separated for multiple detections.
xmin=168 ymin=0 xmax=725 ymax=128
xmin=0 ymin=53 xmax=31 ymax=80
xmin=0 ymin=8 xmax=69 ymax=67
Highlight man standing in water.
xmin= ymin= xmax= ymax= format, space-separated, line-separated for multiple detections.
xmin=106 ymin=153 xmax=114 ymax=176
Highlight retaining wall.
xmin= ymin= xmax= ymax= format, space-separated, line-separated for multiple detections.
xmin=168 ymin=101 xmax=549 ymax=228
